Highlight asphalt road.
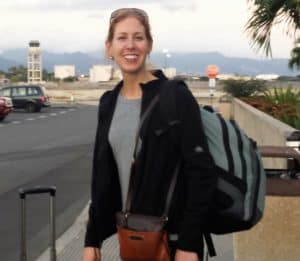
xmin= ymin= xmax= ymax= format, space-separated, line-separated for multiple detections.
xmin=0 ymin=105 xmax=98 ymax=261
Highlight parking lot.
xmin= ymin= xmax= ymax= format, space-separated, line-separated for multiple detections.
xmin=0 ymin=106 xmax=77 ymax=127
xmin=0 ymin=104 xmax=97 ymax=261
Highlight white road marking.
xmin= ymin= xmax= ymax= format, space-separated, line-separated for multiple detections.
xmin=2 ymin=108 xmax=76 ymax=126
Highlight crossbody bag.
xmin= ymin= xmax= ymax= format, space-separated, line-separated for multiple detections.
xmin=116 ymin=91 xmax=181 ymax=261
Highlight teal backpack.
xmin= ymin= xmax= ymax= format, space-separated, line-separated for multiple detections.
xmin=160 ymin=80 xmax=266 ymax=257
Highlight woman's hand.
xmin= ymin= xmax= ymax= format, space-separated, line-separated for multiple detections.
xmin=175 ymin=249 xmax=199 ymax=261
xmin=83 ymin=247 xmax=101 ymax=261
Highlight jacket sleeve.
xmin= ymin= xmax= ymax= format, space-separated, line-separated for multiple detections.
xmin=175 ymin=83 xmax=217 ymax=253
xmin=84 ymin=91 xmax=115 ymax=248
xmin=84 ymin=96 xmax=102 ymax=248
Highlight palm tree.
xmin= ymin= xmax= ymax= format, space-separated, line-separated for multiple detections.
xmin=289 ymin=38 xmax=300 ymax=69
xmin=246 ymin=0 xmax=300 ymax=57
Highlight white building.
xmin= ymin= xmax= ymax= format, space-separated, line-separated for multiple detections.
xmin=256 ymin=74 xmax=279 ymax=81
xmin=28 ymin=40 xmax=42 ymax=83
xmin=217 ymin=74 xmax=252 ymax=80
xmin=54 ymin=65 xmax=76 ymax=79
xmin=0 ymin=75 xmax=10 ymax=85
xmin=112 ymin=69 xmax=123 ymax=80
xmin=217 ymin=74 xmax=236 ymax=80
xmin=89 ymin=65 xmax=113 ymax=82
xmin=162 ymin=67 xmax=177 ymax=78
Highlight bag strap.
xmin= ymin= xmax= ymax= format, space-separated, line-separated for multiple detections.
xmin=159 ymin=79 xmax=182 ymax=217
xmin=125 ymin=94 xmax=160 ymax=213
xmin=162 ymin=159 xmax=181 ymax=217
xmin=204 ymin=233 xmax=217 ymax=257
xmin=124 ymin=80 xmax=182 ymax=218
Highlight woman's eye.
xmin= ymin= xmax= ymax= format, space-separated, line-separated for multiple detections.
xmin=117 ymin=36 xmax=126 ymax=40
xmin=136 ymin=36 xmax=144 ymax=40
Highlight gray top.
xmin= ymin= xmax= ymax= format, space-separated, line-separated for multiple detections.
xmin=108 ymin=94 xmax=141 ymax=209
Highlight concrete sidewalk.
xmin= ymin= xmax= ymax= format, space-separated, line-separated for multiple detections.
xmin=35 ymin=204 xmax=234 ymax=261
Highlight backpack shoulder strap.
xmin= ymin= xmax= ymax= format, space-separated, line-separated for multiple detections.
xmin=159 ymin=79 xmax=185 ymax=147
xmin=159 ymin=79 xmax=187 ymax=126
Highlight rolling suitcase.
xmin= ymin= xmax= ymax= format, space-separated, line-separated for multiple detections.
xmin=259 ymin=145 xmax=300 ymax=196
xmin=19 ymin=186 xmax=57 ymax=261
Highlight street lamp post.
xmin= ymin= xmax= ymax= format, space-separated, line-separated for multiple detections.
xmin=165 ymin=53 xmax=171 ymax=68
xmin=162 ymin=49 xmax=171 ymax=69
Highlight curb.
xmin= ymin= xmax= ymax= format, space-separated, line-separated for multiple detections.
xmin=35 ymin=203 xmax=89 ymax=261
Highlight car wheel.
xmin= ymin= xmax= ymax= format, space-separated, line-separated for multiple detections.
xmin=0 ymin=116 xmax=4 ymax=122
xmin=35 ymin=107 xmax=42 ymax=112
xmin=25 ymin=103 xmax=36 ymax=113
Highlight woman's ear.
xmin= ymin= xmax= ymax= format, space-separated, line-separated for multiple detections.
xmin=105 ymin=41 xmax=113 ymax=59
xmin=147 ymin=41 xmax=153 ymax=55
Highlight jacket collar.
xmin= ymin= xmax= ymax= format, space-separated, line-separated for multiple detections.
xmin=99 ymin=70 xmax=167 ymax=121
xmin=99 ymin=70 xmax=168 ymax=139
xmin=112 ymin=69 xmax=167 ymax=94
xmin=105 ymin=69 xmax=167 ymax=109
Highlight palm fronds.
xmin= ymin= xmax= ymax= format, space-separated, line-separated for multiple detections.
xmin=246 ymin=0 xmax=300 ymax=57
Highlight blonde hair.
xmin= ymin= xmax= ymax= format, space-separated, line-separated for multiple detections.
xmin=106 ymin=9 xmax=153 ymax=45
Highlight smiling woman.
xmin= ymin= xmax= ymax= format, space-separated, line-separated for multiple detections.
xmin=83 ymin=7 xmax=216 ymax=261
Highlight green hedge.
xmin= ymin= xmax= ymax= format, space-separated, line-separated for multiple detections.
xmin=222 ymin=79 xmax=267 ymax=97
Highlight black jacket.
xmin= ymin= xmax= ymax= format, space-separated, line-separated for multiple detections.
xmin=84 ymin=71 xmax=216 ymax=253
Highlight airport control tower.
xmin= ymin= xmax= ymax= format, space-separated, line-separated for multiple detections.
xmin=28 ymin=40 xmax=42 ymax=83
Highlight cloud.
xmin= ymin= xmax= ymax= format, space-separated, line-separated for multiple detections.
xmin=0 ymin=0 xmax=293 ymax=58
xmin=0 ymin=0 xmax=197 ymax=12
xmin=86 ymin=13 xmax=105 ymax=20
xmin=160 ymin=2 xmax=198 ymax=12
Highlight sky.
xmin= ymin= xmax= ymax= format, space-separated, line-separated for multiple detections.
xmin=0 ymin=0 xmax=297 ymax=59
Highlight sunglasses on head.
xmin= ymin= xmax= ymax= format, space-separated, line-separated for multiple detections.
xmin=110 ymin=8 xmax=148 ymax=23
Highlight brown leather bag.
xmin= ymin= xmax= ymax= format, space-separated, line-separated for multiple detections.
xmin=116 ymin=213 xmax=170 ymax=261
xmin=115 ymin=93 xmax=181 ymax=261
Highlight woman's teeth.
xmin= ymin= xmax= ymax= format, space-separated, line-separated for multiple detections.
xmin=124 ymin=55 xmax=137 ymax=60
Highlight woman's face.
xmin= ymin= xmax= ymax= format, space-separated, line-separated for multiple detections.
xmin=106 ymin=16 xmax=152 ymax=75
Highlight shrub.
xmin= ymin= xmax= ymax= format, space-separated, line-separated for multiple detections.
xmin=243 ymin=87 xmax=300 ymax=129
xmin=263 ymin=87 xmax=300 ymax=106
xmin=63 ymin=76 xmax=78 ymax=82
xmin=263 ymin=87 xmax=300 ymax=129
xmin=222 ymin=79 xmax=267 ymax=97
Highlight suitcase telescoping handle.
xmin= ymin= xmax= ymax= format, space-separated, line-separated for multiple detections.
xmin=19 ymin=186 xmax=56 ymax=198
xmin=19 ymin=186 xmax=57 ymax=261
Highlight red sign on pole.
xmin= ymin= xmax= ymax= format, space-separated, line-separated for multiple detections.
xmin=206 ymin=65 xmax=219 ymax=78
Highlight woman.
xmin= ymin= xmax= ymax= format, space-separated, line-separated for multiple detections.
xmin=83 ymin=8 xmax=216 ymax=261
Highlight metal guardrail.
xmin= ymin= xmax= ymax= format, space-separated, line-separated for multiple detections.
xmin=259 ymin=145 xmax=300 ymax=179
xmin=259 ymin=145 xmax=300 ymax=196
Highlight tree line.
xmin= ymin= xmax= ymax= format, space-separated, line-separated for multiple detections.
xmin=0 ymin=66 xmax=54 ymax=82
xmin=0 ymin=66 xmax=78 ymax=83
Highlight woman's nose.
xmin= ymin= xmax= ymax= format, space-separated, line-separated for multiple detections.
xmin=125 ymin=38 xmax=135 ymax=49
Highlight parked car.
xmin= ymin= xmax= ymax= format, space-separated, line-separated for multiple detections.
xmin=0 ymin=96 xmax=13 ymax=121
xmin=0 ymin=85 xmax=50 ymax=112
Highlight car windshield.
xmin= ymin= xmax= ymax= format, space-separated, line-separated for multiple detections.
xmin=0 ymin=88 xmax=10 ymax=96
xmin=27 ymin=86 xmax=40 ymax=95
xmin=41 ymin=86 xmax=47 ymax=95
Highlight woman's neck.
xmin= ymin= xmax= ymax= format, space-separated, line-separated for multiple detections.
xmin=120 ymin=70 xmax=157 ymax=99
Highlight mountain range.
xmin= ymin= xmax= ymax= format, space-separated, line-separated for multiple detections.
xmin=0 ymin=48 xmax=298 ymax=76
